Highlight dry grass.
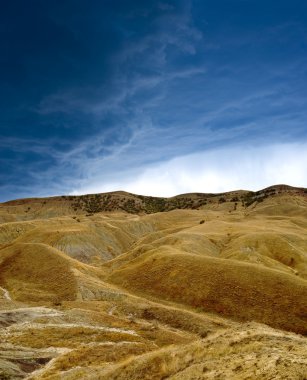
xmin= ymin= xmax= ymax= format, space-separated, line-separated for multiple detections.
xmin=37 ymin=342 xmax=156 ymax=377
xmin=0 ymin=243 xmax=77 ymax=302
xmin=109 ymin=249 xmax=307 ymax=334
xmin=7 ymin=326 xmax=142 ymax=349
xmin=39 ymin=323 xmax=306 ymax=380
xmin=0 ymin=186 xmax=306 ymax=379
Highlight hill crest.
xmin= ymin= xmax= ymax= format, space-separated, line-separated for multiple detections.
xmin=1 ymin=184 xmax=306 ymax=220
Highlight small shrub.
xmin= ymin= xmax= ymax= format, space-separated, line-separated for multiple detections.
xmin=199 ymin=220 xmax=205 ymax=224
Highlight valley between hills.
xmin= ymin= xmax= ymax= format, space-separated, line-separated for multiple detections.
xmin=0 ymin=184 xmax=306 ymax=379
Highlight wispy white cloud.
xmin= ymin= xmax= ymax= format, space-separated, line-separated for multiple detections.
xmin=71 ymin=143 xmax=307 ymax=196
xmin=2 ymin=1 xmax=307 ymax=203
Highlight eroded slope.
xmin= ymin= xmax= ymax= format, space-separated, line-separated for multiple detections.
xmin=0 ymin=185 xmax=306 ymax=379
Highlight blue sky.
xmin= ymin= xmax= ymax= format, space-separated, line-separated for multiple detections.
xmin=1 ymin=0 xmax=307 ymax=201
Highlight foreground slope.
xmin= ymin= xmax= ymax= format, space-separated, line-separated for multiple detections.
xmin=0 ymin=185 xmax=306 ymax=379
xmin=109 ymin=248 xmax=307 ymax=334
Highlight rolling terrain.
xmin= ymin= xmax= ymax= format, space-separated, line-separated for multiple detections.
xmin=0 ymin=185 xmax=306 ymax=379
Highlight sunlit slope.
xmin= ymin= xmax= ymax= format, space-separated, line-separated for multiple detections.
xmin=1 ymin=188 xmax=306 ymax=310
xmin=248 ymin=191 xmax=307 ymax=217
xmin=104 ymin=204 xmax=307 ymax=280
xmin=108 ymin=247 xmax=307 ymax=334
xmin=0 ymin=208 xmax=202 ymax=264
xmin=0 ymin=294 xmax=209 ymax=379
xmin=0 ymin=243 xmax=77 ymax=302
xmin=0 ymin=242 xmax=115 ymax=302
xmin=0 ymin=185 xmax=307 ymax=379
xmin=0 ymin=214 xmax=157 ymax=263
xmin=0 ymin=190 xmax=213 ymax=222
xmin=56 ymin=323 xmax=306 ymax=380
xmin=105 ymin=193 xmax=307 ymax=335
xmin=1 ymin=184 xmax=304 ymax=223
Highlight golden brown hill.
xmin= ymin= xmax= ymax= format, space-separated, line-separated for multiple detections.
xmin=0 ymin=211 xmax=189 ymax=264
xmin=108 ymin=249 xmax=307 ymax=334
xmin=1 ymin=184 xmax=305 ymax=222
xmin=24 ymin=322 xmax=307 ymax=380
xmin=0 ymin=242 xmax=116 ymax=303
xmin=0 ymin=184 xmax=307 ymax=379
xmin=0 ymin=243 xmax=77 ymax=302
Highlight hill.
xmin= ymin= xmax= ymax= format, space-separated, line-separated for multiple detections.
xmin=0 ymin=184 xmax=306 ymax=379
xmin=1 ymin=184 xmax=306 ymax=222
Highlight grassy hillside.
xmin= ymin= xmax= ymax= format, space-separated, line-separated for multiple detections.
xmin=109 ymin=249 xmax=307 ymax=334
xmin=1 ymin=184 xmax=305 ymax=222
xmin=0 ymin=243 xmax=77 ymax=302
xmin=0 ymin=184 xmax=306 ymax=379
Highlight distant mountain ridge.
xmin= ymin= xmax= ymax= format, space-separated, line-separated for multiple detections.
xmin=1 ymin=184 xmax=306 ymax=217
